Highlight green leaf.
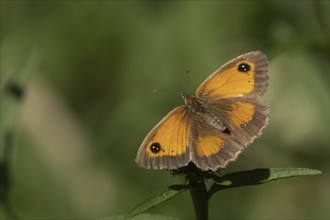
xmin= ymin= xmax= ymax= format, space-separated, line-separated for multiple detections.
xmin=208 ymin=168 xmax=322 ymax=198
xmin=125 ymin=184 xmax=189 ymax=219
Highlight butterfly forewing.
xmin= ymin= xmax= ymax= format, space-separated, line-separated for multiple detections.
xmin=136 ymin=106 xmax=191 ymax=169
xmin=196 ymin=51 xmax=268 ymax=99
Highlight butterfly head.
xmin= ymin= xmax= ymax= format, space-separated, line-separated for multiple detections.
xmin=181 ymin=92 xmax=205 ymax=113
xmin=181 ymin=92 xmax=190 ymax=100
xmin=181 ymin=92 xmax=192 ymax=106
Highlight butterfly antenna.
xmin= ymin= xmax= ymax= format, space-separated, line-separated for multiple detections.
xmin=152 ymin=89 xmax=180 ymax=96
xmin=185 ymin=70 xmax=190 ymax=94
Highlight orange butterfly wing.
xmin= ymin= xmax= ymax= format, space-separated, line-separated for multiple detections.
xmin=190 ymin=98 xmax=269 ymax=171
xmin=190 ymin=51 xmax=269 ymax=171
xmin=196 ymin=51 xmax=268 ymax=99
xmin=135 ymin=106 xmax=191 ymax=169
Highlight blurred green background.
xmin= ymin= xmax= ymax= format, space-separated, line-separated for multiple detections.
xmin=1 ymin=1 xmax=329 ymax=219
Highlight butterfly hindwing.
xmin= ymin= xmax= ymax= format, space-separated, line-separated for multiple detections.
xmin=225 ymin=98 xmax=269 ymax=145
xmin=189 ymin=118 xmax=240 ymax=171
xmin=190 ymin=97 xmax=269 ymax=171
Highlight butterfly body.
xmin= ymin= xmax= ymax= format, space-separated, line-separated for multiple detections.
xmin=182 ymin=93 xmax=228 ymax=132
xmin=136 ymin=51 xmax=270 ymax=171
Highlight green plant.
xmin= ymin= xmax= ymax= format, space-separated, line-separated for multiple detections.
xmin=125 ymin=164 xmax=321 ymax=220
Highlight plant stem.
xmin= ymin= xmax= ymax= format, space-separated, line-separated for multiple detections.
xmin=188 ymin=174 xmax=208 ymax=220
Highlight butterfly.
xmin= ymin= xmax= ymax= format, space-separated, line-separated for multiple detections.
xmin=136 ymin=51 xmax=269 ymax=171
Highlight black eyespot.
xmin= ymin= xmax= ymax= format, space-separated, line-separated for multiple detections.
xmin=150 ymin=142 xmax=161 ymax=154
xmin=240 ymin=124 xmax=245 ymax=128
xmin=238 ymin=63 xmax=250 ymax=72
